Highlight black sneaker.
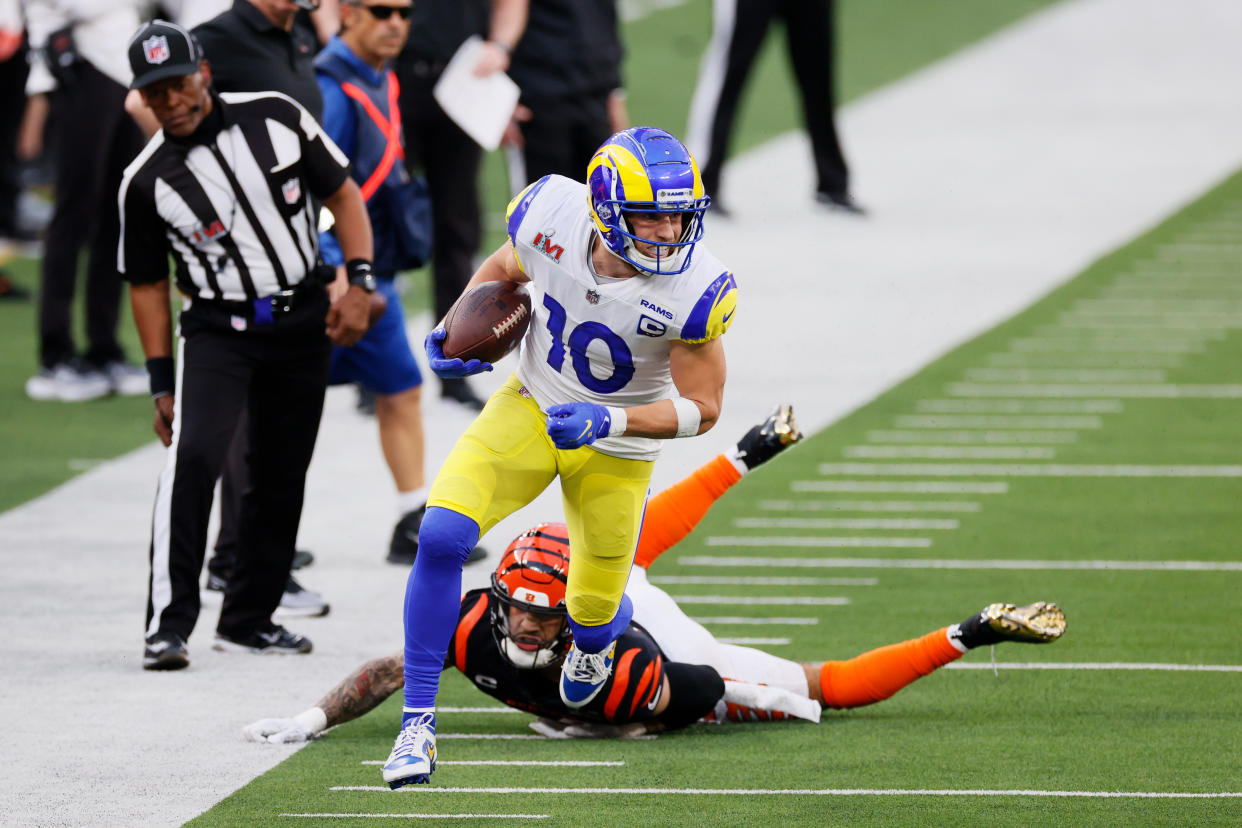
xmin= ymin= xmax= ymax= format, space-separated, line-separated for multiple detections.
xmin=201 ymin=571 xmax=227 ymax=604
xmin=291 ymin=549 xmax=315 ymax=570
xmin=733 ymin=404 xmax=804 ymax=471
xmin=213 ymin=624 xmax=313 ymax=655
xmin=355 ymin=383 xmax=376 ymax=416
xmin=387 ymin=505 xmax=488 ymax=566
xmin=278 ymin=575 xmax=330 ymax=617
xmin=815 ymin=190 xmax=866 ymax=215
xmin=143 ymin=632 xmax=189 ymax=671
xmin=440 ymin=377 xmax=486 ymax=412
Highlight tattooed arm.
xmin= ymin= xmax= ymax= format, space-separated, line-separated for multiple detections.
xmin=243 ymin=651 xmax=405 ymax=743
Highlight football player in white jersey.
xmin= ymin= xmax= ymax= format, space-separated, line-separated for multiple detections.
xmin=385 ymin=127 xmax=738 ymax=787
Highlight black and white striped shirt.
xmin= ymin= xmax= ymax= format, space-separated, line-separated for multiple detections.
xmin=117 ymin=91 xmax=350 ymax=301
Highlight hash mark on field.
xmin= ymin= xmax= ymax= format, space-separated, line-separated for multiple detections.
xmin=947 ymin=383 xmax=1242 ymax=398
xmin=669 ymin=595 xmax=850 ymax=606
xmin=282 ymin=815 xmax=549 ymax=820
xmin=361 ymin=760 xmax=625 ymax=767
xmin=689 ymin=616 xmax=820 ymax=625
xmin=331 ymin=786 xmax=1242 ymax=799
xmin=706 ymin=536 xmax=932 ymax=548
xmin=869 ymin=429 xmax=1078 ymax=444
xmin=894 ymin=415 xmax=1100 ymax=429
xmin=945 ymin=662 xmax=1242 ymax=672
xmin=734 ymin=517 xmax=958 ymax=530
xmin=679 ymin=556 xmax=1242 ymax=572
xmin=652 ymin=575 xmax=876 ymax=585
xmin=845 ymin=446 xmax=1055 ymax=460
xmin=915 ymin=399 xmax=1122 ymax=415
xmin=792 ymin=481 xmax=1007 ymax=494
xmin=818 ymin=463 xmax=1242 ymax=477
xmin=716 ymin=637 xmax=791 ymax=645
xmin=760 ymin=499 xmax=981 ymax=513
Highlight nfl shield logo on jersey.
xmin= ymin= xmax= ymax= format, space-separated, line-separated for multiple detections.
xmin=585 ymin=289 xmax=600 ymax=305
xmin=143 ymin=35 xmax=170 ymax=64
xmin=282 ymin=178 xmax=302 ymax=205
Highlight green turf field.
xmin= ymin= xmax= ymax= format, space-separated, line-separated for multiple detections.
xmin=190 ymin=129 xmax=1242 ymax=827
xmin=0 ymin=0 xmax=1057 ymax=513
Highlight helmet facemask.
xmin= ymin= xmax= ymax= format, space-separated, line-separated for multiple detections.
xmin=489 ymin=597 xmax=570 ymax=669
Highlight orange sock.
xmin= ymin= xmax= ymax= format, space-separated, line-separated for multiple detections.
xmin=819 ymin=627 xmax=964 ymax=709
xmin=634 ymin=454 xmax=742 ymax=568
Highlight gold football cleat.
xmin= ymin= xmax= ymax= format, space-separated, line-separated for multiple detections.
xmin=981 ymin=601 xmax=1066 ymax=643
xmin=763 ymin=404 xmax=804 ymax=447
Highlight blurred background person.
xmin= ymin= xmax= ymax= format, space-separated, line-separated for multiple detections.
xmin=394 ymin=0 xmax=527 ymax=412
xmin=21 ymin=0 xmax=148 ymax=401
xmin=0 ymin=0 xmax=29 ymax=300
xmin=501 ymin=0 xmax=625 ymax=190
xmin=686 ymin=0 xmax=860 ymax=215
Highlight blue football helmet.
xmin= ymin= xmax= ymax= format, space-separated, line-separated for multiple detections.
xmin=586 ymin=126 xmax=711 ymax=275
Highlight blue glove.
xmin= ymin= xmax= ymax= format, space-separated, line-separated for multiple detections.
xmin=424 ymin=327 xmax=494 ymax=379
xmin=546 ymin=402 xmax=612 ymax=449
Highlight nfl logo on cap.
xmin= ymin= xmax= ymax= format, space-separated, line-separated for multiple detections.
xmin=143 ymin=35 xmax=170 ymax=65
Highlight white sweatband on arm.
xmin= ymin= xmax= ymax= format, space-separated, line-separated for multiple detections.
xmin=671 ymin=397 xmax=701 ymax=438
xmin=294 ymin=707 xmax=329 ymax=736
xmin=605 ymin=406 xmax=627 ymax=437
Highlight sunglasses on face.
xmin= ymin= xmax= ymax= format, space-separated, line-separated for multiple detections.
xmin=360 ymin=3 xmax=412 ymax=20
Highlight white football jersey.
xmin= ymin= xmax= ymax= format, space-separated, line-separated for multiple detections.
xmin=505 ymin=175 xmax=738 ymax=460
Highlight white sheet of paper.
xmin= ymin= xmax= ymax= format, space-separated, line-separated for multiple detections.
xmin=432 ymin=36 xmax=520 ymax=152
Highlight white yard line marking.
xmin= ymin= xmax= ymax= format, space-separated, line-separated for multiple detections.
xmin=437 ymin=734 xmax=544 ymax=740
xmin=947 ymin=383 xmax=1242 ymax=398
xmin=705 ymin=536 xmax=933 ymax=548
xmin=438 ymin=707 xmax=522 ymax=714
xmin=963 ymin=368 xmax=1166 ymax=382
xmin=760 ymin=499 xmax=981 ymax=513
xmin=818 ymin=463 xmax=1242 ymax=477
xmin=792 ymin=481 xmax=1008 ymax=494
xmin=690 ymin=616 xmax=820 ymax=626
xmin=1033 ymin=326 xmax=1225 ymax=342
xmin=1055 ymin=317 xmax=1237 ymax=331
xmin=917 ymin=399 xmax=1125 ymax=414
xmin=735 ymin=517 xmax=959 ymax=530
xmin=669 ymin=595 xmax=850 ymax=606
xmin=987 ymin=351 xmax=1184 ymax=367
xmin=846 ymin=446 xmax=1055 ymax=460
xmin=1071 ymin=298 xmax=1242 ymax=312
xmin=945 ymin=662 xmax=1242 ymax=672
xmin=282 ymin=814 xmax=549 ymax=820
xmin=361 ymin=760 xmax=625 ymax=767
xmin=894 ymin=415 xmax=1100 ymax=429
xmin=678 ymin=556 xmax=1242 ymax=572
xmin=717 ymin=637 xmax=792 ymax=646
xmin=651 ymin=575 xmax=877 ymax=585
xmin=1009 ymin=338 xmax=1204 ymax=353
xmin=869 ymin=429 xmax=1079 ymax=443
xmin=329 ymin=787 xmax=1242 ymax=799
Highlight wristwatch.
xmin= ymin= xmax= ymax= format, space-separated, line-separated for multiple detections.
xmin=346 ymin=259 xmax=377 ymax=293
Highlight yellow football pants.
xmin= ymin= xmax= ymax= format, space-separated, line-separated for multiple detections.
xmin=428 ymin=375 xmax=653 ymax=625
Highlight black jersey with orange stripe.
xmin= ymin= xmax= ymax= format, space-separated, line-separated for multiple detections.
xmin=447 ymin=588 xmax=669 ymax=724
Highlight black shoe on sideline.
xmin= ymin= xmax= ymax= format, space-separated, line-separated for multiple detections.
xmin=387 ymin=505 xmax=426 ymax=565
xmin=213 ymin=624 xmax=313 ymax=655
xmin=143 ymin=632 xmax=190 ymax=671
xmin=815 ymin=190 xmax=866 ymax=215
xmin=291 ymin=549 xmax=315 ymax=570
xmin=440 ymin=377 xmax=486 ymax=412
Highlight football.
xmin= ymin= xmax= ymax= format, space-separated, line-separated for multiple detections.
xmin=441 ymin=281 xmax=533 ymax=364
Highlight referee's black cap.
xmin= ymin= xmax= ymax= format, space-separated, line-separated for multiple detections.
xmin=127 ymin=20 xmax=204 ymax=90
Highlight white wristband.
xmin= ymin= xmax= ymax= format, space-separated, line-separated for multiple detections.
xmin=671 ymin=396 xmax=701 ymax=438
xmin=294 ymin=707 xmax=328 ymax=736
xmin=605 ymin=406 xmax=627 ymax=437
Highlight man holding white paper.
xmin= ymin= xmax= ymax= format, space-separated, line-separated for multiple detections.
xmin=394 ymin=0 xmax=528 ymax=412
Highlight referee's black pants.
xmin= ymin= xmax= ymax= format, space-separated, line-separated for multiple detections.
xmin=39 ymin=62 xmax=143 ymax=368
xmin=690 ymin=0 xmax=849 ymax=203
xmin=145 ymin=292 xmax=331 ymax=642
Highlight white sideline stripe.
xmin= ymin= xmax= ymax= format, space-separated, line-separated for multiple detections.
xmin=438 ymin=707 xmax=522 ymax=714
xmin=717 ymin=637 xmax=792 ymax=646
xmin=760 ymin=499 xmax=981 ymax=513
xmin=963 ymin=368 xmax=1166 ymax=382
xmin=669 ymin=595 xmax=850 ymax=606
xmin=915 ymin=399 xmax=1123 ymax=414
xmin=329 ymin=787 xmax=1242 ymax=799
xmin=281 ymin=815 xmax=549 ymax=820
xmin=437 ymin=734 xmax=543 ymax=740
xmin=868 ymin=430 xmax=1077 ymax=445
xmin=1009 ymin=338 xmax=1204 ymax=353
xmin=818 ymin=463 xmax=1242 ymax=477
xmin=361 ymin=760 xmax=624 ymax=767
xmin=690 ymin=616 xmax=820 ymax=626
xmin=735 ymin=517 xmax=959 ymax=530
xmin=846 ymin=446 xmax=1055 ymax=460
xmin=651 ymin=576 xmax=877 ymax=585
xmin=894 ymin=415 xmax=1100 ymax=428
xmin=706 ymin=536 xmax=933 ymax=549
xmin=947 ymin=383 xmax=1242 ymax=398
xmin=678 ymin=556 xmax=1242 ymax=572
xmin=793 ymin=481 xmax=1009 ymax=494
xmin=945 ymin=662 xmax=1242 ymax=673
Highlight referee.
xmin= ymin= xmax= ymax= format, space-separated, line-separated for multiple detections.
xmin=119 ymin=20 xmax=375 ymax=671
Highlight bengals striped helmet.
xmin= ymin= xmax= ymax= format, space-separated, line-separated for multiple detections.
xmin=489 ymin=522 xmax=573 ymax=668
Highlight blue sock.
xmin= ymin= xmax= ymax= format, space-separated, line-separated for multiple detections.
xmin=402 ymin=506 xmax=479 ymax=710
xmin=568 ymin=593 xmax=634 ymax=654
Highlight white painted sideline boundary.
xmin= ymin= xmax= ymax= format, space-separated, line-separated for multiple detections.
xmin=331 ymin=786 xmax=1242 ymax=799
xmin=678 ymin=556 xmax=1242 ymax=571
xmin=945 ymin=662 xmax=1242 ymax=673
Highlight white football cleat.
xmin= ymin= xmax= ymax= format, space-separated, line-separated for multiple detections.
xmin=383 ymin=711 xmax=437 ymax=788
xmin=558 ymin=640 xmax=617 ymax=709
